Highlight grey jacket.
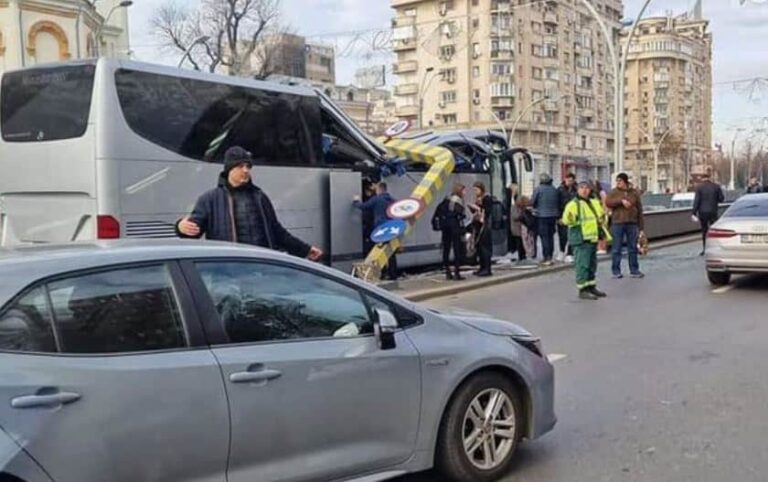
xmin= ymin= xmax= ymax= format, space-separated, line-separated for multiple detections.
xmin=532 ymin=183 xmax=561 ymax=218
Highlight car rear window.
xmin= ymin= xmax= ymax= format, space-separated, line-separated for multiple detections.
xmin=1 ymin=64 xmax=96 ymax=142
xmin=724 ymin=198 xmax=768 ymax=218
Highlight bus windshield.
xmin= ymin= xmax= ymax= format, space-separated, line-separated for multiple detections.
xmin=1 ymin=64 xmax=96 ymax=143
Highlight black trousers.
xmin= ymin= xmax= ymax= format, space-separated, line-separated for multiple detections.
xmin=557 ymin=223 xmax=572 ymax=255
xmin=699 ymin=212 xmax=718 ymax=250
xmin=512 ymin=235 xmax=526 ymax=260
xmin=477 ymin=228 xmax=493 ymax=273
xmin=442 ymin=228 xmax=464 ymax=272
xmin=384 ymin=254 xmax=398 ymax=280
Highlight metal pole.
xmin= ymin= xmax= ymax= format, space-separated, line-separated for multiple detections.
xmin=509 ymin=96 xmax=550 ymax=148
xmin=95 ymin=3 xmax=129 ymax=57
xmin=617 ymin=0 xmax=654 ymax=174
xmin=730 ymin=129 xmax=744 ymax=190
xmin=576 ymin=0 xmax=620 ymax=173
xmin=418 ymin=67 xmax=435 ymax=129
xmin=653 ymin=128 xmax=672 ymax=193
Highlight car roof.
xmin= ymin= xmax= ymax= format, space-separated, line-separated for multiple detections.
xmin=0 ymin=240 xmax=290 ymax=305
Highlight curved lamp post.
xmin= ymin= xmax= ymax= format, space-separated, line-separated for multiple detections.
xmin=95 ymin=0 xmax=133 ymax=57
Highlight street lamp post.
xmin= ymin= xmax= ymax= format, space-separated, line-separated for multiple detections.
xmin=417 ymin=67 xmax=436 ymax=129
xmin=178 ymin=36 xmax=211 ymax=68
xmin=94 ymin=0 xmax=133 ymax=57
xmin=576 ymin=0 xmax=653 ymax=174
xmin=730 ymin=128 xmax=746 ymax=190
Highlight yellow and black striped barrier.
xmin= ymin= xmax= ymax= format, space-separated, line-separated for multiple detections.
xmin=353 ymin=138 xmax=456 ymax=283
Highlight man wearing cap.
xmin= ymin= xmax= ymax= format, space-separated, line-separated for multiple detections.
xmin=176 ymin=146 xmax=323 ymax=261
xmin=561 ymin=181 xmax=611 ymax=300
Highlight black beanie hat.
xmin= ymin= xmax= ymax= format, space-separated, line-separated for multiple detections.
xmin=223 ymin=146 xmax=253 ymax=173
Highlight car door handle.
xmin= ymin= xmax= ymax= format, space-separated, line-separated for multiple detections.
xmin=11 ymin=391 xmax=81 ymax=409
xmin=229 ymin=369 xmax=282 ymax=384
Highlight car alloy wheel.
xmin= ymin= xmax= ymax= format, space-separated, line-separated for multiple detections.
xmin=462 ymin=388 xmax=517 ymax=470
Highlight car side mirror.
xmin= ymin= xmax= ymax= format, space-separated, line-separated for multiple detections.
xmin=374 ymin=308 xmax=398 ymax=350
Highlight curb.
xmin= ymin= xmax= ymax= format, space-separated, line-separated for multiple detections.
xmin=397 ymin=234 xmax=700 ymax=302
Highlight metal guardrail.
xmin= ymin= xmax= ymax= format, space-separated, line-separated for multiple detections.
xmin=643 ymin=204 xmax=731 ymax=240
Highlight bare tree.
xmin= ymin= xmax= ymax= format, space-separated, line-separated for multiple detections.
xmin=151 ymin=0 xmax=283 ymax=77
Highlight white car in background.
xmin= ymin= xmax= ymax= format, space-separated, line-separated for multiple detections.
xmin=705 ymin=193 xmax=768 ymax=286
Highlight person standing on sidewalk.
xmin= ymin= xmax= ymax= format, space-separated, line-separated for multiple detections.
xmin=605 ymin=173 xmax=645 ymax=279
xmin=693 ymin=172 xmax=724 ymax=256
xmin=532 ymin=173 xmax=560 ymax=266
xmin=508 ymin=183 xmax=526 ymax=263
xmin=353 ymin=182 xmax=399 ymax=280
xmin=469 ymin=181 xmax=494 ymax=277
xmin=440 ymin=183 xmax=468 ymax=281
xmin=562 ymin=181 xmax=611 ymax=300
xmin=557 ymin=173 xmax=578 ymax=263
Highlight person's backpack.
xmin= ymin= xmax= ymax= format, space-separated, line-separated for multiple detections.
xmin=431 ymin=198 xmax=450 ymax=231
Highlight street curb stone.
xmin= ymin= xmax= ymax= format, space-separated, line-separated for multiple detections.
xmin=393 ymin=234 xmax=700 ymax=302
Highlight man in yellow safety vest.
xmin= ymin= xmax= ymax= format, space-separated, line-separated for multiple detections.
xmin=561 ymin=181 xmax=612 ymax=300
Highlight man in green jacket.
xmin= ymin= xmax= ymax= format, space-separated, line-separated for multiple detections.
xmin=561 ymin=181 xmax=612 ymax=300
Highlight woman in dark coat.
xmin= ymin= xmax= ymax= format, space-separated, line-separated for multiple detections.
xmin=441 ymin=183 xmax=468 ymax=280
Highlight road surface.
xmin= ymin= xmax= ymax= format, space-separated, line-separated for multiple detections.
xmin=398 ymin=242 xmax=768 ymax=482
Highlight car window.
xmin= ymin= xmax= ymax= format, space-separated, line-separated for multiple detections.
xmin=47 ymin=265 xmax=186 ymax=354
xmin=196 ymin=262 xmax=373 ymax=344
xmin=0 ymin=287 xmax=57 ymax=353
xmin=724 ymin=198 xmax=768 ymax=218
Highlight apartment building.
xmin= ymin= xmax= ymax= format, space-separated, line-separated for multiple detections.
xmin=391 ymin=0 xmax=623 ymax=186
xmin=248 ymin=33 xmax=336 ymax=83
xmin=622 ymin=13 xmax=712 ymax=192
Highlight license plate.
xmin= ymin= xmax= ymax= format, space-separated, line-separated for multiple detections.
xmin=741 ymin=234 xmax=768 ymax=244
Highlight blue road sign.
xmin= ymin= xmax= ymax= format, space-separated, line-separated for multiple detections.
xmin=371 ymin=219 xmax=408 ymax=244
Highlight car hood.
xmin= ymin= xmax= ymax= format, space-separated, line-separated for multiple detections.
xmin=431 ymin=307 xmax=535 ymax=338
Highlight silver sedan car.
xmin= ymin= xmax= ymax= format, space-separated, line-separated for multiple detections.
xmin=0 ymin=240 xmax=555 ymax=482
xmin=706 ymin=193 xmax=768 ymax=286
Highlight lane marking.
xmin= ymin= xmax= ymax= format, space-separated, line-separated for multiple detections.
xmin=712 ymin=285 xmax=735 ymax=294
xmin=547 ymin=354 xmax=568 ymax=363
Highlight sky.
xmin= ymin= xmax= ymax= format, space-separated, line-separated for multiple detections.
xmin=128 ymin=0 xmax=768 ymax=149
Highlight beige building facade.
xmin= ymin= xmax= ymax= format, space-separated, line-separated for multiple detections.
xmin=391 ymin=0 xmax=623 ymax=187
xmin=249 ymin=33 xmax=336 ymax=83
xmin=621 ymin=14 xmax=712 ymax=192
xmin=0 ymin=0 xmax=130 ymax=72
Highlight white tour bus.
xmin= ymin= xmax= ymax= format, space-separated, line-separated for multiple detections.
xmin=0 ymin=59 xmax=522 ymax=271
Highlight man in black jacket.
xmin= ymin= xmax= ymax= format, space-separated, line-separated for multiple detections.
xmin=557 ymin=173 xmax=577 ymax=262
xmin=693 ymin=172 xmax=724 ymax=256
xmin=176 ymin=146 xmax=323 ymax=261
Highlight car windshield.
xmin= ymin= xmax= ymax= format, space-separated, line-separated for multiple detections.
xmin=724 ymin=199 xmax=768 ymax=218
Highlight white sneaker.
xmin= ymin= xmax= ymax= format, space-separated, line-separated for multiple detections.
xmin=556 ymin=253 xmax=565 ymax=262
xmin=564 ymin=255 xmax=574 ymax=264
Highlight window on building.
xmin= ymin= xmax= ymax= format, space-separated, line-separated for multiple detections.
xmin=532 ymin=89 xmax=544 ymax=101
xmin=531 ymin=21 xmax=542 ymax=33
xmin=441 ymin=90 xmax=457 ymax=104
xmin=404 ymin=8 xmax=417 ymax=16
xmin=545 ymin=68 xmax=559 ymax=81
xmin=440 ymin=68 xmax=457 ymax=83
xmin=473 ymin=43 xmax=481 ymax=57
xmin=442 ymin=114 xmax=458 ymax=124
xmin=532 ymin=67 xmax=543 ymax=80
xmin=472 ymin=18 xmax=480 ymax=29
xmin=532 ymin=44 xmax=543 ymax=57
xmin=491 ymin=82 xmax=514 ymax=97
xmin=491 ymin=62 xmax=513 ymax=76
xmin=440 ymin=45 xmax=456 ymax=59
xmin=543 ymin=43 xmax=558 ymax=58
xmin=473 ymin=66 xmax=481 ymax=78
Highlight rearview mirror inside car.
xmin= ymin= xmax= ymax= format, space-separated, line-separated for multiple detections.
xmin=374 ymin=308 xmax=398 ymax=350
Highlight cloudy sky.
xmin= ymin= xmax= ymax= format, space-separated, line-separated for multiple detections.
xmin=128 ymin=0 xmax=768 ymax=147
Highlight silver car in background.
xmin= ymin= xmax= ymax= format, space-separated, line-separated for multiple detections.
xmin=0 ymin=240 xmax=555 ymax=482
xmin=705 ymin=193 xmax=768 ymax=286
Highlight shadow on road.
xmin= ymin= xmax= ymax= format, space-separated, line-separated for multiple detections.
xmin=732 ymin=273 xmax=768 ymax=291
xmin=392 ymin=443 xmax=557 ymax=481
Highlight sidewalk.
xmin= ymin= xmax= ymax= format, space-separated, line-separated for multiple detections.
xmin=380 ymin=234 xmax=700 ymax=302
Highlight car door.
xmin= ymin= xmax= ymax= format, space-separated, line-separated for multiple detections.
xmin=0 ymin=263 xmax=229 ymax=482
xmin=186 ymin=259 xmax=422 ymax=482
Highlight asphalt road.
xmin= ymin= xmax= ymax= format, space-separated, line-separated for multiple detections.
xmin=397 ymin=242 xmax=768 ymax=482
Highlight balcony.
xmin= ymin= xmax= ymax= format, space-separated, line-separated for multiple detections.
xmin=544 ymin=12 xmax=558 ymax=24
xmin=393 ymin=38 xmax=417 ymax=52
xmin=491 ymin=97 xmax=514 ymax=107
xmin=393 ymin=60 xmax=418 ymax=74
xmin=543 ymin=101 xmax=560 ymax=112
xmin=490 ymin=50 xmax=514 ymax=60
xmin=490 ymin=27 xmax=514 ymax=37
xmin=491 ymin=0 xmax=512 ymax=12
xmin=396 ymin=105 xmax=419 ymax=117
xmin=394 ymin=83 xmax=419 ymax=96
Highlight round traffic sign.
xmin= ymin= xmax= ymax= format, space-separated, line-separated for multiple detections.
xmin=387 ymin=198 xmax=426 ymax=220
xmin=385 ymin=120 xmax=411 ymax=138
xmin=370 ymin=219 xmax=408 ymax=244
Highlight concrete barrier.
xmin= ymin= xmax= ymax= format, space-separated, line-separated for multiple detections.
xmin=644 ymin=205 xmax=730 ymax=240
